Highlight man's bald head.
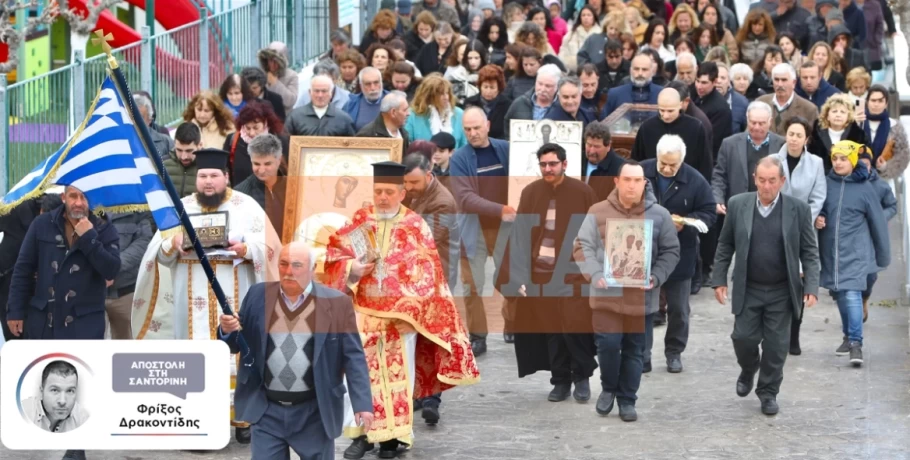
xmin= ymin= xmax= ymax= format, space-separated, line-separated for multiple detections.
xmin=463 ymin=106 xmax=490 ymax=148
xmin=657 ymin=88 xmax=682 ymax=123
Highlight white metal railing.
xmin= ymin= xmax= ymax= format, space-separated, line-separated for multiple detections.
xmin=1 ymin=0 xmax=331 ymax=196
xmin=900 ymin=117 xmax=910 ymax=306
xmin=894 ymin=31 xmax=910 ymax=107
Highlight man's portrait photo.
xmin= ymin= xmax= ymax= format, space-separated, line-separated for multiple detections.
xmin=21 ymin=360 xmax=89 ymax=433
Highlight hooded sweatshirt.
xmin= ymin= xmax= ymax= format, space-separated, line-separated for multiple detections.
xmin=818 ymin=168 xmax=890 ymax=291
xmin=805 ymin=0 xmax=835 ymax=49
xmin=573 ymin=186 xmax=680 ymax=317
xmin=827 ymin=25 xmax=867 ymax=71
xmin=258 ymin=42 xmax=300 ymax=113
xmin=839 ymin=1 xmax=867 ymax=47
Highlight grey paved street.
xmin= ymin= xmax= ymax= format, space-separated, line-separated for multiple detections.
xmin=2 ymin=218 xmax=909 ymax=460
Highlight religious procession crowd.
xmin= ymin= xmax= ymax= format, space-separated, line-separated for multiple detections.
xmin=0 ymin=0 xmax=908 ymax=458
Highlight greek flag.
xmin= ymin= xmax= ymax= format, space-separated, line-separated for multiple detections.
xmin=0 ymin=77 xmax=181 ymax=233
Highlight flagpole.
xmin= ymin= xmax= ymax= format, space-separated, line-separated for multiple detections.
xmin=97 ymin=32 xmax=255 ymax=369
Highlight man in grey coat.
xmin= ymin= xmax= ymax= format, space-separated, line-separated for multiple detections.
xmin=574 ymin=160 xmax=680 ymax=422
xmin=503 ymin=64 xmax=562 ymax=140
xmin=105 ymin=211 xmax=154 ymax=339
xmin=356 ymin=92 xmax=411 ymax=156
xmin=285 ymin=75 xmax=355 ymax=137
xmin=711 ymin=156 xmax=820 ymax=416
xmin=708 ymin=101 xmax=784 ymax=285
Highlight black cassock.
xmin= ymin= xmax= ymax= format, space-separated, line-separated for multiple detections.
xmin=495 ymin=177 xmax=599 ymax=381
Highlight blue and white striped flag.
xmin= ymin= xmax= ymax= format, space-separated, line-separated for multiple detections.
xmin=0 ymin=77 xmax=181 ymax=233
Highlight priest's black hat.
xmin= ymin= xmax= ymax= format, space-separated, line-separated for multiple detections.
xmin=372 ymin=161 xmax=406 ymax=184
xmin=195 ymin=148 xmax=230 ymax=171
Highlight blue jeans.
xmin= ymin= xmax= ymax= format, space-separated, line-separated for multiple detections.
xmin=593 ymin=311 xmax=652 ymax=405
xmin=834 ymin=290 xmax=863 ymax=344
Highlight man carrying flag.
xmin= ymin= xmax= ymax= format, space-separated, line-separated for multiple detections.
xmin=0 ymin=72 xmax=181 ymax=460
xmin=131 ymin=148 xmax=280 ymax=444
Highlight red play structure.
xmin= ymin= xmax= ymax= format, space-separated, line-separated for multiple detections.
xmin=1 ymin=0 xmax=231 ymax=96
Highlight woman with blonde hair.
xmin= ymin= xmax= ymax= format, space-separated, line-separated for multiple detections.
xmin=668 ymin=4 xmax=699 ymax=43
xmin=703 ymin=45 xmax=730 ymax=66
xmin=603 ymin=10 xmax=630 ymax=41
xmin=736 ymin=9 xmax=775 ymax=66
xmin=624 ymin=6 xmax=648 ymax=44
xmin=404 ymin=75 xmax=468 ymax=149
xmin=809 ymin=42 xmax=846 ymax=91
xmin=182 ymin=91 xmax=236 ymax=149
xmin=846 ymin=67 xmax=872 ymax=106
xmin=809 ymin=93 xmax=868 ymax=172
xmin=503 ymin=2 xmax=526 ymax=42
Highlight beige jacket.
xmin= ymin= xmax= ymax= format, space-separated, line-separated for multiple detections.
xmin=193 ymin=119 xmax=233 ymax=150
xmin=559 ymin=26 xmax=598 ymax=72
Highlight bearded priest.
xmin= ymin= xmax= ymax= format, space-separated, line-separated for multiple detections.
xmin=325 ymin=161 xmax=480 ymax=459
xmin=131 ymin=148 xmax=280 ymax=444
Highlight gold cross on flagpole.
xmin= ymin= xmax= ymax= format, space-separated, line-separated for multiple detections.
xmin=92 ymin=29 xmax=119 ymax=69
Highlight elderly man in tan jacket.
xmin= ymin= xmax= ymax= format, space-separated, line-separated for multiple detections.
xmin=757 ymin=63 xmax=819 ymax=136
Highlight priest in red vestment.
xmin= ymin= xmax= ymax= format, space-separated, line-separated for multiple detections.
xmin=324 ymin=161 xmax=480 ymax=459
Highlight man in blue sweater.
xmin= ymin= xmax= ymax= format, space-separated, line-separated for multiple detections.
xmin=600 ymin=53 xmax=663 ymax=120
xmin=795 ymin=61 xmax=840 ymax=110
xmin=450 ymin=107 xmax=512 ymax=355
xmin=343 ymin=67 xmax=388 ymax=132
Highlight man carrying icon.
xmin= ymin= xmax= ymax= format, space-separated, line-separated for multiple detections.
xmin=131 ymin=148 xmax=280 ymax=444
xmin=325 ymin=161 xmax=480 ymax=459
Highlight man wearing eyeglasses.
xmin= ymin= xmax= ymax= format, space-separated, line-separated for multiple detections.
xmin=502 ymin=143 xmax=600 ymax=403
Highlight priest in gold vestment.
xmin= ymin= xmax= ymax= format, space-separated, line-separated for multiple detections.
xmin=131 ymin=149 xmax=280 ymax=444
xmin=325 ymin=161 xmax=480 ymax=459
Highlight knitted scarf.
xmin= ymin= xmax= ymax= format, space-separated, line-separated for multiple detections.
xmin=864 ymin=109 xmax=891 ymax=160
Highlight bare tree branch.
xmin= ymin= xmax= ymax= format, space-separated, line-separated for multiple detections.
xmin=51 ymin=0 xmax=121 ymax=35
xmin=0 ymin=0 xmax=57 ymax=74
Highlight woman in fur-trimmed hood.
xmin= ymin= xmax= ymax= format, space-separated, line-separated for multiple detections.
xmin=864 ymin=84 xmax=910 ymax=180
xmin=257 ymin=41 xmax=299 ymax=114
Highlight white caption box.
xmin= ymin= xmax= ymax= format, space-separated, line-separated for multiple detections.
xmin=1 ymin=340 xmax=231 ymax=450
